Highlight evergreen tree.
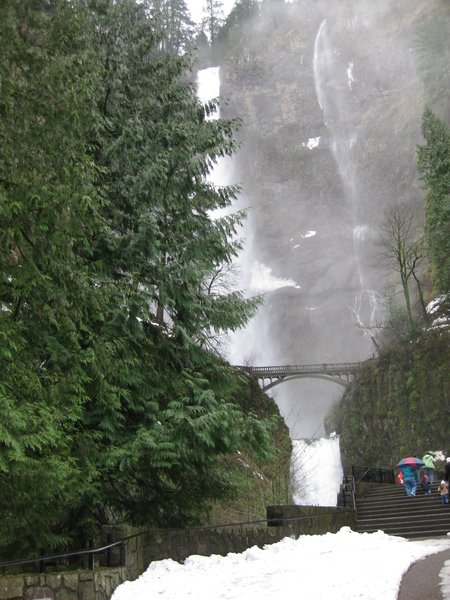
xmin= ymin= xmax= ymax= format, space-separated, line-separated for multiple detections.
xmin=77 ymin=0 xmax=265 ymax=534
xmin=0 ymin=0 xmax=268 ymax=556
xmin=193 ymin=29 xmax=211 ymax=68
xmin=150 ymin=0 xmax=195 ymax=55
xmin=417 ymin=108 xmax=450 ymax=295
xmin=202 ymin=0 xmax=224 ymax=47
xmin=92 ymin=0 xmax=259 ymax=343
xmin=0 ymin=0 xmax=104 ymax=554
xmin=219 ymin=0 xmax=260 ymax=46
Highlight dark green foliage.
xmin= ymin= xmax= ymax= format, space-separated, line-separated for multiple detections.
xmin=92 ymin=0 xmax=260 ymax=340
xmin=417 ymin=108 xmax=450 ymax=294
xmin=0 ymin=0 xmax=272 ymax=559
xmin=207 ymin=375 xmax=292 ymax=523
xmin=329 ymin=329 xmax=450 ymax=471
xmin=83 ymin=329 xmax=277 ymax=528
xmin=150 ymin=0 xmax=195 ymax=55
xmin=0 ymin=0 xmax=103 ymax=555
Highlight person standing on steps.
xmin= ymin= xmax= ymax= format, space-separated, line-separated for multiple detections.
xmin=422 ymin=451 xmax=436 ymax=485
xmin=421 ymin=474 xmax=432 ymax=495
xmin=444 ymin=457 xmax=450 ymax=491
xmin=438 ymin=480 xmax=449 ymax=504
xmin=402 ymin=464 xmax=420 ymax=496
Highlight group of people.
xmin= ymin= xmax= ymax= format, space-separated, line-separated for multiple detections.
xmin=397 ymin=451 xmax=450 ymax=504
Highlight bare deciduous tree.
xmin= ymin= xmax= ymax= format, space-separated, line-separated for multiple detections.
xmin=378 ymin=204 xmax=429 ymax=335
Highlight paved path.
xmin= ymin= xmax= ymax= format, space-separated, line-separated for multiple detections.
xmin=397 ymin=546 xmax=450 ymax=599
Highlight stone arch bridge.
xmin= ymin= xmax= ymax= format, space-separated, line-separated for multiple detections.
xmin=235 ymin=362 xmax=363 ymax=391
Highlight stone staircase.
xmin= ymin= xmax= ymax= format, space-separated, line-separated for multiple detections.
xmin=355 ymin=483 xmax=450 ymax=538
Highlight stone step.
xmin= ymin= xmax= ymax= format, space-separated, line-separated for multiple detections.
xmin=355 ymin=521 xmax=450 ymax=533
xmin=355 ymin=510 xmax=449 ymax=525
xmin=357 ymin=494 xmax=440 ymax=507
xmin=357 ymin=497 xmax=442 ymax=511
xmin=354 ymin=482 xmax=449 ymax=538
xmin=357 ymin=503 xmax=441 ymax=516
xmin=354 ymin=525 xmax=450 ymax=539
xmin=357 ymin=509 xmax=450 ymax=522
xmin=358 ymin=485 xmax=438 ymax=498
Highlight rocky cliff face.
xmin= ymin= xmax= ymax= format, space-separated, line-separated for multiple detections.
xmin=219 ymin=0 xmax=449 ymax=437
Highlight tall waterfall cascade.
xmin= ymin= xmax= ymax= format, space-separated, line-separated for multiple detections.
xmin=313 ymin=19 xmax=379 ymax=335
xmin=197 ymin=66 xmax=344 ymax=507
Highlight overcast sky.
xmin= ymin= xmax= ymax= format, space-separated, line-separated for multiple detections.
xmin=186 ymin=0 xmax=237 ymax=24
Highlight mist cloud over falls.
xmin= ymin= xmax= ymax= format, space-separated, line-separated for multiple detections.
xmin=217 ymin=0 xmax=445 ymax=438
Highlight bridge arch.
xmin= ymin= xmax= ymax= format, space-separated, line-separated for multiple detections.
xmin=261 ymin=373 xmax=351 ymax=391
xmin=235 ymin=362 xmax=362 ymax=392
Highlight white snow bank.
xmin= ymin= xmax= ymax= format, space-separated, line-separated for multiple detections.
xmin=111 ymin=528 xmax=450 ymax=600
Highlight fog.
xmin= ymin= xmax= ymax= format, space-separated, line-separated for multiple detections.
xmin=209 ymin=0 xmax=449 ymax=439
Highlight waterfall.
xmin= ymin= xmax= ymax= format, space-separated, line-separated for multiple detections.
xmin=197 ymin=66 xmax=343 ymax=507
xmin=291 ymin=436 xmax=343 ymax=506
xmin=313 ymin=20 xmax=327 ymax=112
xmin=197 ymin=67 xmax=220 ymax=119
xmin=313 ymin=19 xmax=379 ymax=333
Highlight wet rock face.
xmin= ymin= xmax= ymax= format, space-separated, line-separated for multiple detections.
xmin=219 ymin=0 xmax=448 ymax=437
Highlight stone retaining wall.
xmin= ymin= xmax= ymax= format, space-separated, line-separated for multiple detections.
xmin=119 ymin=505 xmax=355 ymax=580
xmin=0 ymin=506 xmax=355 ymax=600
xmin=0 ymin=568 xmax=127 ymax=600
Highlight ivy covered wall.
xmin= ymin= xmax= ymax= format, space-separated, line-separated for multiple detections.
xmin=327 ymin=329 xmax=450 ymax=471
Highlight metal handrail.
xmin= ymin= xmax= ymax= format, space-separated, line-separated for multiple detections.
xmin=351 ymin=465 xmax=395 ymax=485
xmin=266 ymin=511 xmax=351 ymax=525
xmin=0 ymin=540 xmax=125 ymax=571
xmin=337 ymin=475 xmax=357 ymax=510
xmin=349 ymin=476 xmax=357 ymax=510
xmin=0 ymin=510 xmax=355 ymax=573
xmin=354 ymin=467 xmax=371 ymax=484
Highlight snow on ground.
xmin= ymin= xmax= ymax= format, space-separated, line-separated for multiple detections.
xmin=112 ymin=529 xmax=450 ymax=600
xmin=441 ymin=559 xmax=450 ymax=597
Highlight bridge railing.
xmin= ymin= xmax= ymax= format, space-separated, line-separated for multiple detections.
xmin=236 ymin=362 xmax=362 ymax=376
